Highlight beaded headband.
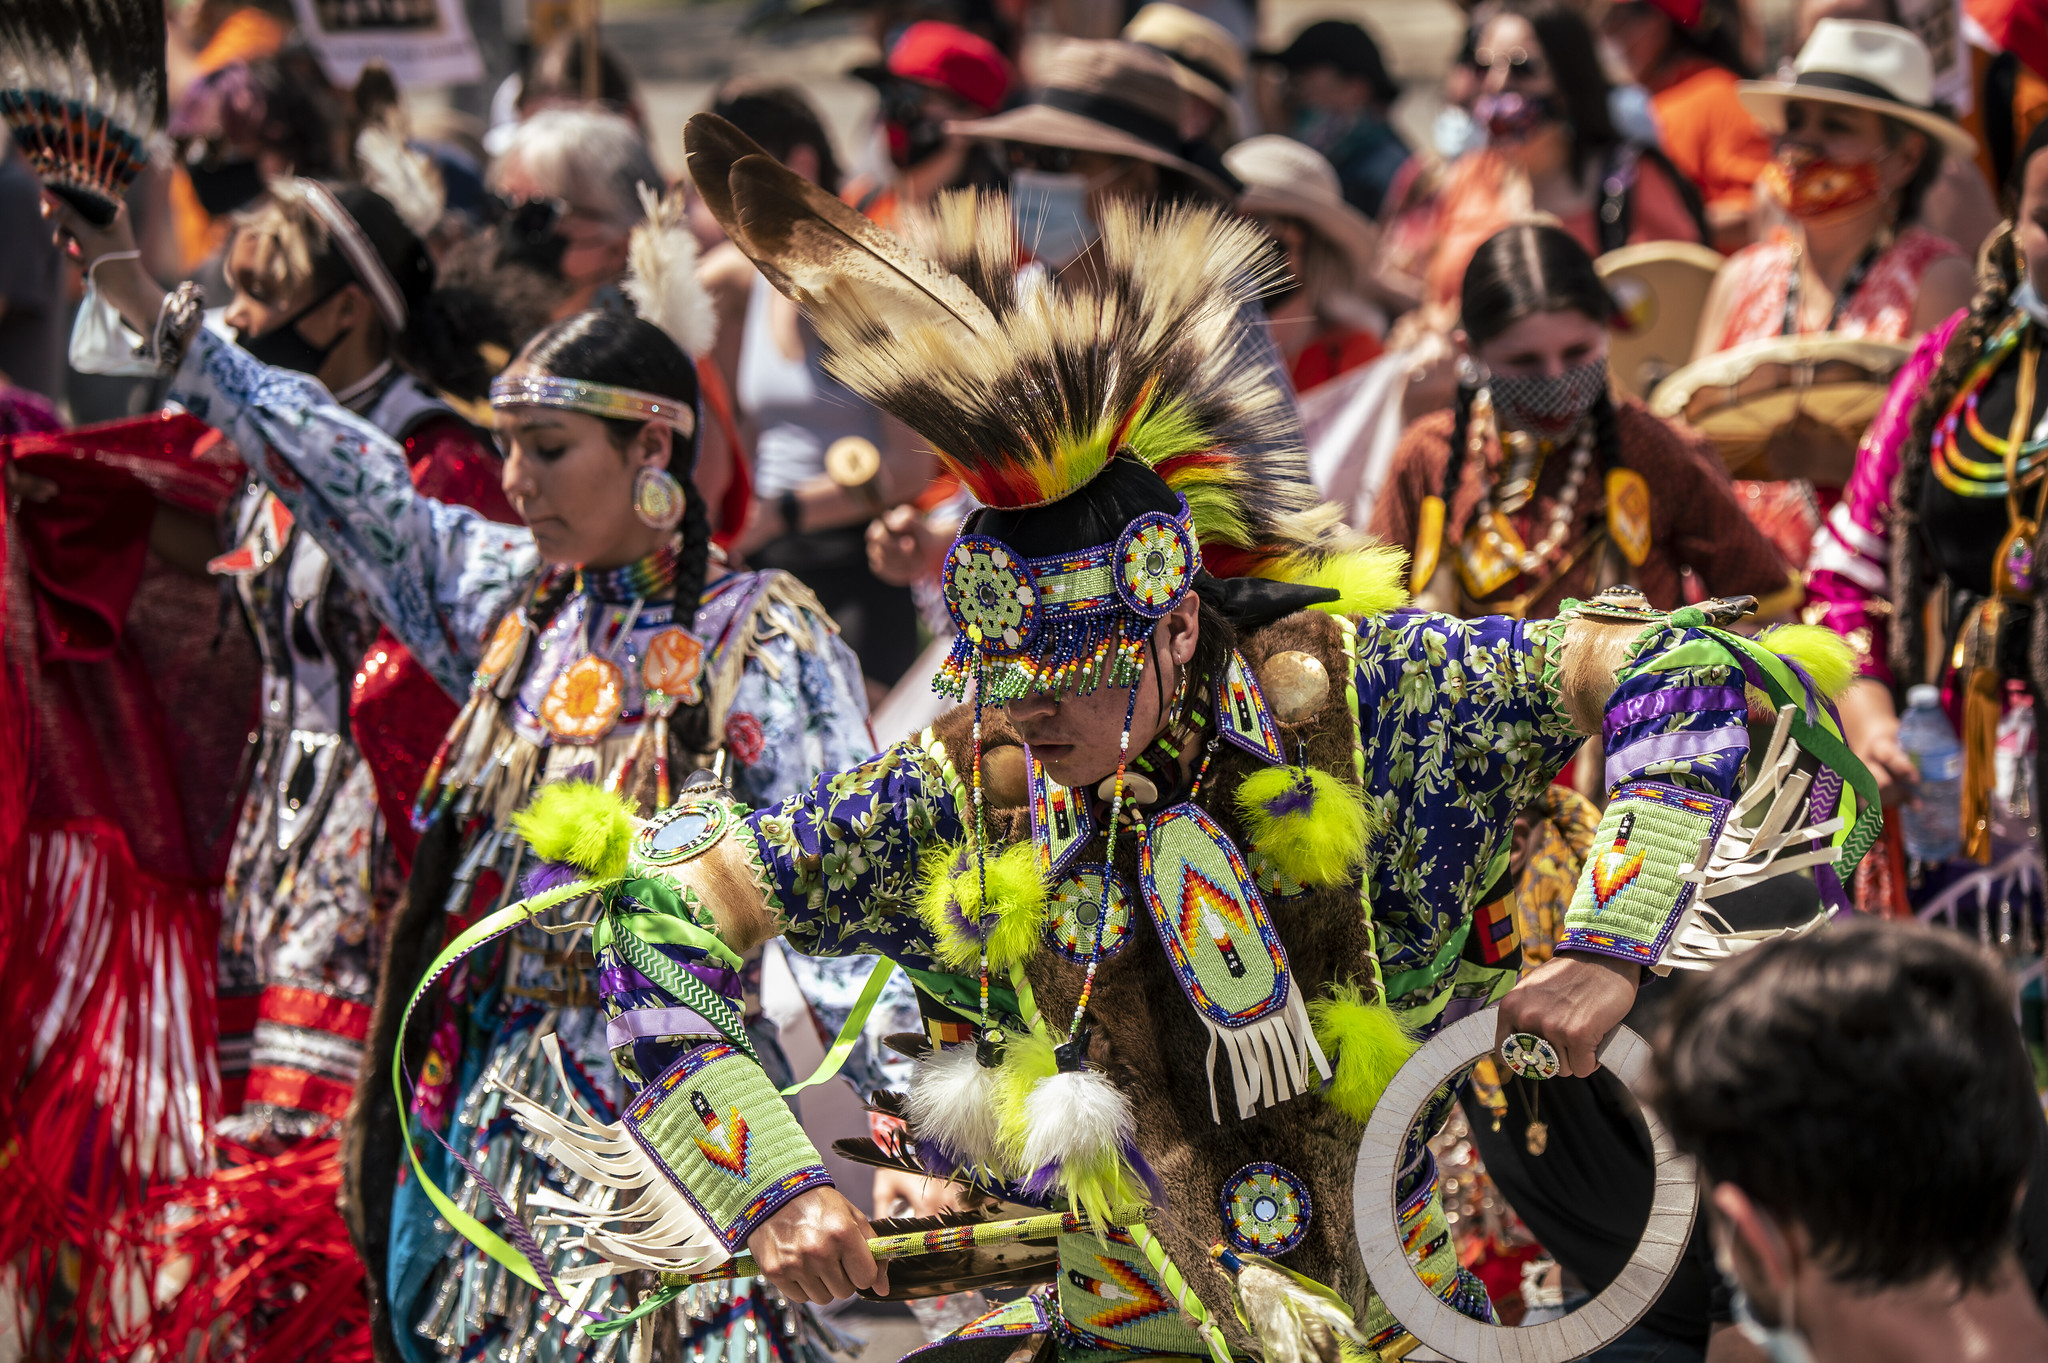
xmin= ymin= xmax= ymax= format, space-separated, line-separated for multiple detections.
xmin=937 ymin=496 xmax=1200 ymax=700
xmin=490 ymin=373 xmax=698 ymax=438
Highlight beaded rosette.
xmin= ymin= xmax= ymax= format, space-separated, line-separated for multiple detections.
xmin=938 ymin=498 xmax=1200 ymax=700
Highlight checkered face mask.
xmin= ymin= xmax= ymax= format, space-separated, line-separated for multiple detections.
xmin=1488 ymin=357 xmax=1608 ymax=435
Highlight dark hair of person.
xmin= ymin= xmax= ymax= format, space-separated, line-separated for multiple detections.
xmin=1651 ymin=921 xmax=2039 ymax=1290
xmin=249 ymin=53 xmax=344 ymax=178
xmin=1439 ymin=223 xmax=1620 ymax=513
xmin=1883 ymin=114 xmax=1947 ymax=229
xmin=710 ymin=87 xmax=844 ymax=195
xmin=1890 ymin=124 xmax=2048 ymax=699
xmin=1502 ymin=0 xmax=1619 ymax=181
xmin=515 ymin=310 xmax=713 ymax=767
xmin=1666 ymin=0 xmax=1756 ymax=80
xmin=522 ymin=30 xmax=642 ymax=122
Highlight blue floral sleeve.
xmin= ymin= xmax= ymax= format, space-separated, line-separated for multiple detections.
xmin=1350 ymin=612 xmax=1583 ymax=1008
xmin=168 ymin=330 xmax=538 ymax=694
xmin=741 ymin=738 xmax=960 ymax=973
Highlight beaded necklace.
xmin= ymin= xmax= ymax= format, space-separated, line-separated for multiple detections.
xmin=1934 ymin=314 xmax=2048 ymax=498
xmin=1462 ymin=424 xmax=1597 ymax=580
xmin=576 ymin=541 xmax=682 ymax=602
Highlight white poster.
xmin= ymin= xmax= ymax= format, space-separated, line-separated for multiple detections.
xmin=1894 ymin=0 xmax=1973 ymax=117
xmin=292 ymin=0 xmax=486 ymax=87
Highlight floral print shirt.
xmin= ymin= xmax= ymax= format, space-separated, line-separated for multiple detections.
xmin=738 ymin=607 xmax=1777 ymax=1027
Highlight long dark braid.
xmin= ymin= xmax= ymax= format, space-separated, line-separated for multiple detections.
xmin=1439 ymin=381 xmax=1479 ymax=518
xmin=1889 ymin=222 xmax=2019 ymax=688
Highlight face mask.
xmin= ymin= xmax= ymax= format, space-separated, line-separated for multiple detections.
xmin=1433 ymin=104 xmax=1486 ymax=160
xmin=235 ymin=287 xmax=346 ymax=376
xmin=1011 ymin=168 xmax=1099 ymax=269
xmin=887 ymin=116 xmax=950 ymax=170
xmin=1488 ymin=356 xmax=1608 ymax=434
xmin=70 ymin=273 xmax=163 ymax=377
xmin=1477 ymin=91 xmax=1561 ymax=144
xmin=494 ymin=197 xmax=571 ymax=278
xmin=1759 ymin=145 xmax=1884 ymax=223
xmin=2018 ymin=280 xmax=2048 ymax=328
xmin=1715 ymin=1233 xmax=1818 ymax=1363
xmin=187 ymin=158 xmax=265 ymax=218
xmin=1292 ymin=107 xmax=1364 ymax=155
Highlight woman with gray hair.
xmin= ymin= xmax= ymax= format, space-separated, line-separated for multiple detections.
xmin=490 ymin=106 xmax=664 ymax=317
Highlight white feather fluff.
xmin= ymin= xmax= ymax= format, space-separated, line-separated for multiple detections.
xmin=624 ymin=183 xmax=717 ymax=358
xmin=1018 ymin=1065 xmax=1132 ymax=1174
xmin=1232 ymin=1259 xmax=1367 ymax=1363
xmin=906 ymin=1042 xmax=1002 ymax=1170
xmin=354 ymin=123 xmax=444 ymax=239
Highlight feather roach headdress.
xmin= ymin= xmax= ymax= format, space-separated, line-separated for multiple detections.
xmin=0 ymin=0 xmax=166 ymax=226
xmin=682 ymin=112 xmax=1397 ymax=700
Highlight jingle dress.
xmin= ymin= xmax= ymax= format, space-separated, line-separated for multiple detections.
xmin=161 ymin=327 xmax=873 ymax=1362
xmin=214 ymin=359 xmax=519 ymax=1136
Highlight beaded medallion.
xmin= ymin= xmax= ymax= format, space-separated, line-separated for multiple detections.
xmin=1219 ymin=1162 xmax=1311 ymax=1254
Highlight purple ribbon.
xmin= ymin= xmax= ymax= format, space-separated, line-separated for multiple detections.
xmin=1605 ymin=727 xmax=1750 ymax=791
xmin=598 ymin=956 xmax=742 ymax=1000
xmin=1603 ymin=685 xmax=1747 ymax=745
xmin=606 ymin=1006 xmax=722 ymax=1050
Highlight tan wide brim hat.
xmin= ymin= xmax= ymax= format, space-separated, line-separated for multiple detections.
xmin=1123 ymin=3 xmax=1246 ymax=143
xmin=1224 ymin=135 xmax=1378 ymax=279
xmin=1736 ymin=18 xmax=1977 ymax=159
xmin=947 ymin=39 xmax=1232 ymax=200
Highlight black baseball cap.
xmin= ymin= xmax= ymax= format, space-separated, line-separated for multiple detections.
xmin=1258 ymin=20 xmax=1397 ymax=104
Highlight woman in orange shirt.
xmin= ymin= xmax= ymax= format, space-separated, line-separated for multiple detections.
xmin=1418 ymin=0 xmax=1708 ymax=317
xmin=1601 ymin=0 xmax=1771 ymax=251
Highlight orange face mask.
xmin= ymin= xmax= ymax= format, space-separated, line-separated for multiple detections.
xmin=1758 ymin=145 xmax=1885 ymax=223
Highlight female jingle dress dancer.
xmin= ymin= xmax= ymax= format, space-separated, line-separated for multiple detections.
xmin=1814 ymin=121 xmax=2048 ymax=885
xmin=376 ymin=114 xmax=1880 ymax=1363
xmin=53 ymin=190 xmax=872 ymax=1362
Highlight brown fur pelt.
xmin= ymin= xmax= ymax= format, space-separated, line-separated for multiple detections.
xmin=938 ymin=609 xmax=1382 ymax=1350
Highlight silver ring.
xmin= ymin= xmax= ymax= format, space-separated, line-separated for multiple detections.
xmin=1501 ymin=1031 xmax=1561 ymax=1080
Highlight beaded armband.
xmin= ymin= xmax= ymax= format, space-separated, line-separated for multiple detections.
xmin=1559 ymin=781 xmax=1732 ymax=967
xmin=625 ymin=1040 xmax=832 ymax=1251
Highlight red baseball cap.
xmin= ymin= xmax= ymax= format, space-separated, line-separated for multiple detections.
xmin=888 ymin=21 xmax=1013 ymax=114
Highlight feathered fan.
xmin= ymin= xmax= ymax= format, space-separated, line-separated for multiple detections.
xmin=0 ymin=0 xmax=167 ymax=226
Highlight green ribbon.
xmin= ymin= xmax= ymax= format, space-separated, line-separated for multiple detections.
xmin=392 ymin=877 xmax=603 ymax=1300
xmin=779 ymin=955 xmax=895 ymax=1096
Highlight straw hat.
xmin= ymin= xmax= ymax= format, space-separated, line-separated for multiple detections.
xmin=947 ymin=40 xmax=1232 ymax=199
xmin=1736 ymin=19 xmax=1977 ymax=158
xmin=1122 ymin=3 xmax=1246 ymax=142
xmin=1223 ymin=135 xmax=1378 ymax=279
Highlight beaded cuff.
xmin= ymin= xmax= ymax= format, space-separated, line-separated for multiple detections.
xmin=1559 ymin=781 xmax=1732 ymax=966
xmin=624 ymin=1040 xmax=832 ymax=1251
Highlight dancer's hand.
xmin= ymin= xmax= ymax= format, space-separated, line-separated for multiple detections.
xmin=1494 ymin=950 xmax=1640 ymax=1079
xmin=41 ymin=194 xmax=163 ymax=333
xmin=749 ymin=1185 xmax=890 ymax=1302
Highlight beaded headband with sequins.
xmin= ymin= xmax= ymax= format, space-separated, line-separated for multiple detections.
xmin=490 ymin=373 xmax=697 ymax=438
xmin=939 ymin=494 xmax=1200 ymax=700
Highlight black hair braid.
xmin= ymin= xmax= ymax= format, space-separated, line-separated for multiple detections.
xmin=1591 ymin=385 xmax=1620 ymax=476
xmin=1890 ymin=223 xmax=2019 ymax=687
xmin=667 ymin=479 xmax=714 ymax=755
xmin=1441 ymin=382 xmax=1478 ymax=519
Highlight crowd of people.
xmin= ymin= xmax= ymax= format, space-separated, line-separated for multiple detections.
xmin=3 ymin=1 xmax=2048 ymax=1362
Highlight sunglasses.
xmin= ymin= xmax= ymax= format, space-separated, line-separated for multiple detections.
xmin=1472 ymin=45 xmax=1546 ymax=79
xmin=1009 ymin=143 xmax=1085 ymax=174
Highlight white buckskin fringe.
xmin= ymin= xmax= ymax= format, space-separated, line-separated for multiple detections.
xmin=490 ymin=1034 xmax=729 ymax=1278
xmin=1665 ymin=706 xmax=1842 ymax=972
xmin=1205 ymin=987 xmax=1333 ymax=1123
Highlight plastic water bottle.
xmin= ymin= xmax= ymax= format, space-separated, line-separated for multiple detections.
xmin=1897 ymin=684 xmax=1964 ymax=863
